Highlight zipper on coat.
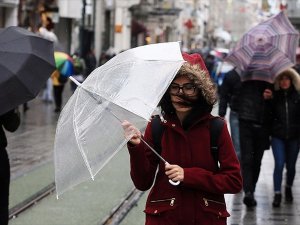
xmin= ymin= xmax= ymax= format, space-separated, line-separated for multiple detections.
xmin=203 ymin=197 xmax=225 ymax=207
xmin=150 ymin=198 xmax=175 ymax=206
xmin=284 ymin=92 xmax=289 ymax=139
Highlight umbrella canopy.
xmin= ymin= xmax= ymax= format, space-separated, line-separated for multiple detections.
xmin=54 ymin=42 xmax=184 ymax=197
xmin=0 ymin=26 xmax=55 ymax=115
xmin=225 ymin=11 xmax=299 ymax=83
xmin=54 ymin=51 xmax=74 ymax=76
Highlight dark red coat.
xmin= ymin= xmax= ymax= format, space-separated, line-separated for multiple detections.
xmin=128 ymin=113 xmax=242 ymax=225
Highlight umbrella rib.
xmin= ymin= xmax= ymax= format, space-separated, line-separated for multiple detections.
xmin=72 ymin=90 xmax=95 ymax=180
xmin=70 ymin=77 xmax=169 ymax=166
xmin=70 ymin=78 xmax=140 ymax=179
xmin=107 ymin=107 xmax=169 ymax=164
xmin=70 ymin=77 xmax=147 ymax=120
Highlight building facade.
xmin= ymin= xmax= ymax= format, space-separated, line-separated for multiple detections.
xmin=0 ymin=0 xmax=19 ymax=27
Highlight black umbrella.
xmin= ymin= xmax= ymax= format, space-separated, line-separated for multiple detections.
xmin=0 ymin=26 xmax=56 ymax=115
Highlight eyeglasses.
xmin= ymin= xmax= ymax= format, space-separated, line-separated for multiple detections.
xmin=169 ymin=83 xmax=196 ymax=96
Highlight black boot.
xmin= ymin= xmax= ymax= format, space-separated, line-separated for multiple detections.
xmin=272 ymin=193 xmax=281 ymax=207
xmin=243 ymin=192 xmax=257 ymax=207
xmin=285 ymin=186 xmax=293 ymax=203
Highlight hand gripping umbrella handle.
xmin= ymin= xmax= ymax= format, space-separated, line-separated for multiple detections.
xmin=100 ymin=108 xmax=181 ymax=186
xmin=140 ymin=138 xmax=180 ymax=186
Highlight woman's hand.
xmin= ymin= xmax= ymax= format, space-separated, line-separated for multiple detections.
xmin=165 ymin=163 xmax=184 ymax=182
xmin=263 ymin=88 xmax=273 ymax=100
xmin=121 ymin=120 xmax=141 ymax=145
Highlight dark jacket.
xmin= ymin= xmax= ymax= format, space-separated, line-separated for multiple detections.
xmin=271 ymin=87 xmax=300 ymax=140
xmin=0 ymin=109 xmax=20 ymax=148
xmin=218 ymin=69 xmax=241 ymax=117
xmin=238 ymin=80 xmax=272 ymax=125
xmin=127 ymin=113 xmax=242 ymax=225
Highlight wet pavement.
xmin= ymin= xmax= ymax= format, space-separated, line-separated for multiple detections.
xmin=5 ymin=85 xmax=300 ymax=225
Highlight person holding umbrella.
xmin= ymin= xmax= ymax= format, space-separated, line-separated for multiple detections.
xmin=122 ymin=53 xmax=242 ymax=224
xmin=224 ymin=11 xmax=299 ymax=207
xmin=269 ymin=68 xmax=300 ymax=207
xmin=0 ymin=109 xmax=20 ymax=225
xmin=238 ymin=78 xmax=273 ymax=207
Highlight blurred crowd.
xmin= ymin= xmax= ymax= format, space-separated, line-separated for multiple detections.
xmin=192 ymin=46 xmax=300 ymax=208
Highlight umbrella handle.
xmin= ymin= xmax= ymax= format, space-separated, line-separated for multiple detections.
xmin=169 ymin=179 xmax=180 ymax=186
xmin=133 ymin=135 xmax=181 ymax=186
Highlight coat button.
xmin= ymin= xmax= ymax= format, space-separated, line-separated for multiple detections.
xmin=154 ymin=210 xmax=158 ymax=214
xmin=172 ymin=124 xmax=175 ymax=127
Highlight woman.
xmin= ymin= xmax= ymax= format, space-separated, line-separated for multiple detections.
xmin=122 ymin=53 xmax=242 ymax=225
xmin=270 ymin=68 xmax=300 ymax=207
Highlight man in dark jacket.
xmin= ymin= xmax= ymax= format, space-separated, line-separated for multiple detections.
xmin=238 ymin=78 xmax=272 ymax=207
xmin=0 ymin=109 xmax=20 ymax=225
xmin=218 ymin=68 xmax=241 ymax=160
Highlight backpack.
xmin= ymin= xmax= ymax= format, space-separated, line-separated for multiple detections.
xmin=151 ymin=115 xmax=224 ymax=169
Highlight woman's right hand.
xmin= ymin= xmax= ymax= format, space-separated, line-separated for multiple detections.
xmin=121 ymin=120 xmax=141 ymax=145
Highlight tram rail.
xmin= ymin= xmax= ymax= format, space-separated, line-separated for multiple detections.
xmin=101 ymin=188 xmax=144 ymax=225
xmin=9 ymin=182 xmax=144 ymax=224
xmin=9 ymin=182 xmax=56 ymax=220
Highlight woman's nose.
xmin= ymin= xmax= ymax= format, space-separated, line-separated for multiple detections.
xmin=178 ymin=87 xmax=184 ymax=94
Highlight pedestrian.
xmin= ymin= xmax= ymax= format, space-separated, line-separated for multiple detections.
xmin=204 ymin=54 xmax=215 ymax=75
xmin=269 ymin=68 xmax=300 ymax=207
xmin=23 ymin=102 xmax=29 ymax=113
xmin=38 ymin=16 xmax=57 ymax=103
xmin=218 ymin=68 xmax=242 ymax=160
xmin=41 ymin=78 xmax=53 ymax=103
xmin=51 ymin=70 xmax=66 ymax=113
xmin=238 ymin=77 xmax=273 ymax=207
xmin=70 ymin=53 xmax=86 ymax=92
xmin=84 ymin=49 xmax=97 ymax=78
xmin=0 ymin=108 xmax=20 ymax=225
xmin=122 ymin=53 xmax=242 ymax=225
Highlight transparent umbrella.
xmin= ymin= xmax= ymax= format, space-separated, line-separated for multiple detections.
xmin=54 ymin=42 xmax=184 ymax=197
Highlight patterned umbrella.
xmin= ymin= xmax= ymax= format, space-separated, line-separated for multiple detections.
xmin=225 ymin=12 xmax=299 ymax=83
xmin=54 ymin=51 xmax=74 ymax=76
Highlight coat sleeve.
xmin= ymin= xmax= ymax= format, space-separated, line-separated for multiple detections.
xmin=0 ymin=109 xmax=20 ymax=132
xmin=127 ymin=121 xmax=160 ymax=191
xmin=182 ymin=122 xmax=243 ymax=194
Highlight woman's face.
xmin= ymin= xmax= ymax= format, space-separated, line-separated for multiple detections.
xmin=279 ymin=75 xmax=291 ymax=90
xmin=169 ymin=75 xmax=199 ymax=113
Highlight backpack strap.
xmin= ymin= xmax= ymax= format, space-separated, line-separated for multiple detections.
xmin=210 ymin=117 xmax=224 ymax=170
xmin=151 ymin=115 xmax=165 ymax=154
xmin=151 ymin=115 xmax=224 ymax=169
